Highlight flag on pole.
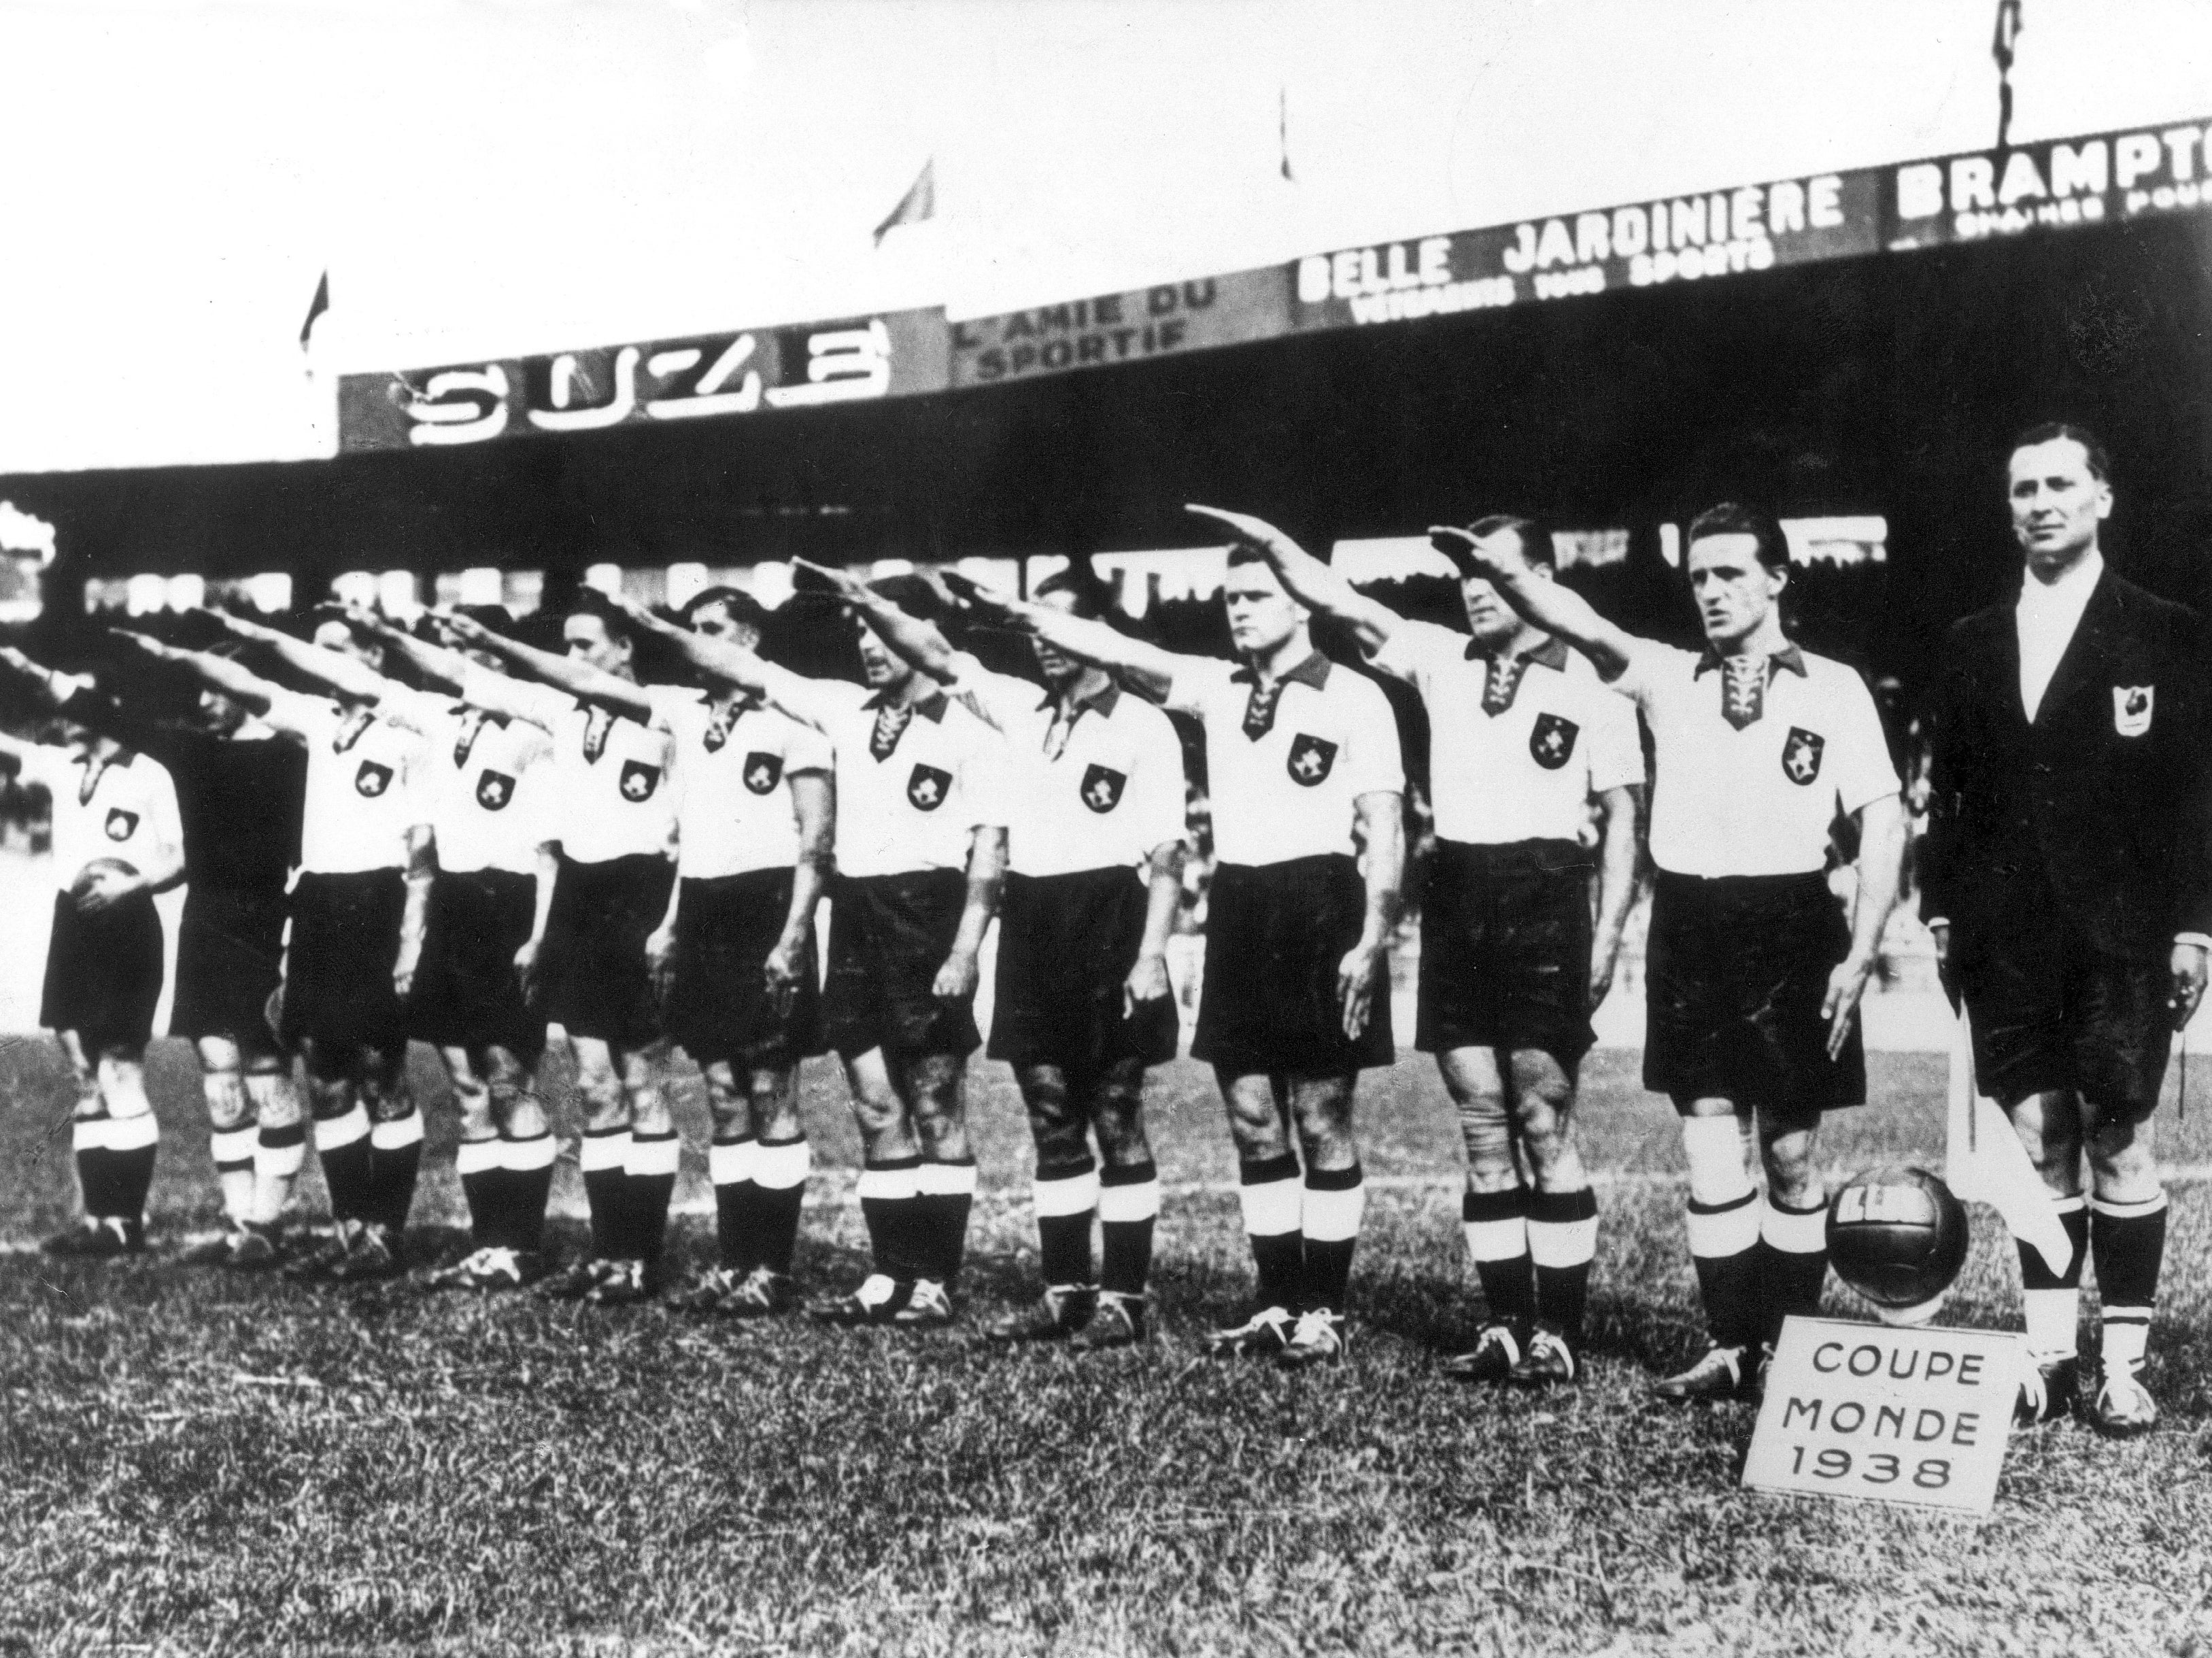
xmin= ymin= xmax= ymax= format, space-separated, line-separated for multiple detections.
xmin=873 ymin=160 xmax=936 ymax=245
xmin=299 ymin=270 xmax=330 ymax=353
xmin=1945 ymin=1006 xmax=2073 ymax=1277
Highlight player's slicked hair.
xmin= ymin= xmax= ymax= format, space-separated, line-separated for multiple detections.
xmin=1461 ymin=514 xmax=1554 ymax=571
xmin=454 ymin=603 xmax=517 ymax=638
xmin=1686 ymin=502 xmax=1792 ymax=573
xmin=1032 ymin=563 xmax=1111 ymax=620
xmin=2009 ymin=420 xmax=2111 ymax=483
xmin=868 ymin=571 xmax=957 ymax=629
xmin=681 ymin=585 xmax=770 ymax=635
xmin=568 ymin=586 xmax=640 ymax=649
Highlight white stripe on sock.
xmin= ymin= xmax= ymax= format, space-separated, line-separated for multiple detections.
xmin=1302 ymin=1181 xmax=1365 ymax=1243
xmin=1761 ymin=1198 xmax=1828 ymax=1256
xmin=1527 ymin=1216 xmax=1599 ymax=1268
xmin=454 ymin=1139 xmax=503 ymax=1178
xmin=1097 ymin=1179 xmax=1161 ymax=1224
xmin=2022 ymin=1288 xmax=2079 ymax=1360
xmin=1032 ymin=1169 xmax=1100 ymax=1218
xmin=211 ymin=1127 xmax=259 ymax=1168
xmin=105 ymin=1113 xmax=159 ymax=1152
xmin=916 ymin=1161 xmax=978 ymax=1197
xmin=625 ymin=1135 xmax=681 ymax=1178
xmin=578 ymin=1130 xmax=631 ymax=1174
xmin=72 ymin=1118 xmax=112 ymax=1153
xmin=1686 ymin=1198 xmax=1760 ymax=1258
xmin=753 ymin=1141 xmax=811 ymax=1192
xmin=503 ymin=1134 xmax=557 ymax=1172
xmin=709 ymin=1139 xmax=758 ymax=1187
xmin=314 ymin=1106 xmax=370 ymax=1152
xmin=2090 ymin=1192 xmax=2168 ymax=1220
xmin=369 ymin=1113 xmax=424 ymax=1152
xmin=856 ymin=1164 xmax=919 ymax=1201
xmin=1238 ymin=1177 xmax=1301 ymax=1239
xmin=1463 ymin=1218 xmax=1528 ymax=1264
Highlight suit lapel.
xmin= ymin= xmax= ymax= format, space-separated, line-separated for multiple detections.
xmin=2032 ymin=572 xmax=2115 ymax=731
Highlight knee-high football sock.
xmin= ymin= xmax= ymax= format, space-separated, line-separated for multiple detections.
xmin=455 ymin=1137 xmax=503 ymax=1247
xmin=915 ymin=1158 xmax=978 ymax=1287
xmin=1098 ymin=1159 xmax=1161 ymax=1296
xmin=1032 ymin=1152 xmax=1099 ymax=1288
xmin=857 ymin=1156 xmax=924 ymax=1283
xmin=1756 ymin=1193 xmax=1830 ymax=1344
xmin=579 ymin=1128 xmax=632 ymax=1261
xmin=367 ymin=1109 xmax=424 ymax=1235
xmin=2091 ymin=1191 xmax=2167 ymax=1377
xmin=1527 ymin=1186 xmax=1599 ymax=1343
xmin=103 ymin=1113 xmax=160 ymax=1226
xmin=1301 ymin=1163 xmax=1365 ymax=1317
xmin=1463 ymin=1186 xmax=1537 ymax=1334
xmin=1681 ymin=1116 xmax=1759 ymax=1350
xmin=502 ymin=1129 xmax=557 ymax=1255
xmin=2019 ymin=1193 xmax=2088 ymax=1362
xmin=72 ymin=1116 xmax=116 ymax=1219
xmin=1236 ymin=1153 xmax=1304 ymax=1313
xmin=205 ymin=1071 xmax=256 ymax=1225
xmin=751 ymin=1138 xmax=811 ymax=1277
xmin=709 ymin=1136 xmax=760 ymax=1270
xmin=245 ymin=1073 xmax=303 ymax=1227
xmin=624 ymin=1130 xmax=681 ymax=1265
xmin=313 ymin=1103 xmax=373 ymax=1224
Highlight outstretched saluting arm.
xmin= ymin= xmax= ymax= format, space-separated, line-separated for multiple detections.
xmin=1427 ymin=525 xmax=1640 ymax=680
xmin=343 ymin=608 xmax=476 ymax=692
xmin=937 ymin=572 xmax=1185 ymax=705
xmin=792 ymin=559 xmax=960 ymax=683
xmin=435 ymin=610 xmax=655 ymax=724
xmin=592 ymin=591 xmax=837 ymax=731
xmin=199 ymin=609 xmax=388 ymax=704
xmin=1185 ymin=505 xmax=1401 ymax=657
xmin=105 ymin=632 xmax=296 ymax=736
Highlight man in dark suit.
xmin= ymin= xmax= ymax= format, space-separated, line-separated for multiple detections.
xmin=1923 ymin=421 xmax=2212 ymax=1437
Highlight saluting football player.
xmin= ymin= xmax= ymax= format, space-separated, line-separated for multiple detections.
xmin=118 ymin=617 xmax=435 ymax=1283
xmin=428 ymin=595 xmax=682 ymax=1307
xmin=944 ymin=515 xmax=1406 ymax=1371
xmin=1440 ymin=505 xmax=1905 ymax=1400
xmin=1206 ymin=509 xmax=1640 ymax=1387
xmin=439 ymin=589 xmax=835 ymax=1316
xmin=215 ymin=605 xmax=565 ymax=1292
xmin=606 ymin=582 xmax=1008 ymax=1330
xmin=792 ymin=558 xmax=1187 ymax=1350
xmin=0 ymin=642 xmax=308 ymax=1268
xmin=1922 ymin=424 xmax=2212 ymax=1435
xmin=0 ymin=685 xmax=183 ymax=1257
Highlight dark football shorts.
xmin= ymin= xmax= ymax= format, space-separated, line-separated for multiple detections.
xmin=821 ymin=869 xmax=979 ymax=1061
xmin=1643 ymin=869 xmax=1864 ymax=1113
xmin=1194 ymin=853 xmax=1393 ymax=1078
xmin=539 ymin=852 xmax=675 ymax=1049
xmin=169 ymin=884 xmax=287 ymax=1048
xmin=282 ymin=869 xmax=407 ymax=1052
xmin=411 ymin=868 xmax=544 ymax=1058
xmin=1953 ymin=903 xmax=2173 ymax=1122
xmin=668 ymin=867 xmax=824 ymax=1069
xmin=990 ymin=865 xmax=1179 ymax=1072
xmin=1418 ymin=837 xmax=1595 ymax=1065
xmin=41 ymin=887 xmax=163 ymax=1050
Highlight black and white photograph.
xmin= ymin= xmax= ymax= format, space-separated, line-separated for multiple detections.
xmin=3 ymin=1 xmax=2211 ymax=1651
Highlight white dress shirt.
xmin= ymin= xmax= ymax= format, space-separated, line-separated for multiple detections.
xmin=2016 ymin=548 xmax=2102 ymax=723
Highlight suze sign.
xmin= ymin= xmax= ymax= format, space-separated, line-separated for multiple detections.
xmin=337 ymin=313 xmax=942 ymax=453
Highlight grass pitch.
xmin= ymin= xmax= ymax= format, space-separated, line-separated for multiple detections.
xmin=5 ymin=1037 xmax=2212 ymax=1657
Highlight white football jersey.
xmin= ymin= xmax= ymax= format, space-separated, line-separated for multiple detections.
xmin=14 ymin=744 xmax=183 ymax=892
xmin=644 ymin=685 xmax=832 ymax=880
xmin=379 ymin=685 xmax=556 ymax=876
xmin=461 ymin=670 xmax=676 ymax=866
xmin=265 ymin=691 xmax=429 ymax=875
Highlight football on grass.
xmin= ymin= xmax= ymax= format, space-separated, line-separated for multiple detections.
xmin=1826 ymin=1164 xmax=1971 ymax=1318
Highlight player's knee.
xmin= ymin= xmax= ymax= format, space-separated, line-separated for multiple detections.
xmin=1029 ymin=1112 xmax=1090 ymax=1169
xmin=202 ymin=1068 xmax=253 ymax=1133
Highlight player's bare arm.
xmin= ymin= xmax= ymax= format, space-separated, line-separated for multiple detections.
xmin=934 ymin=824 xmax=1007 ymax=1003
xmin=436 ymin=609 xmax=655 ymax=723
xmin=599 ymin=589 xmax=828 ymax=728
xmin=1822 ymin=792 xmax=1907 ymax=1058
xmin=1341 ymin=788 xmax=1405 ymax=1039
xmin=644 ymin=868 xmax=681 ymax=1004
xmin=347 ymin=607 xmax=476 ymax=691
xmin=107 ymin=632 xmax=291 ymax=734
xmin=1124 ymin=836 xmax=1186 ymax=1018
xmin=792 ymin=559 xmax=961 ymax=683
xmin=770 ymin=771 xmax=834 ymax=1003
xmin=940 ymin=571 xmax=1182 ymax=704
xmin=515 ymin=838 xmax=560 ymax=997
xmin=1185 ymin=504 xmax=1400 ymax=657
xmin=1428 ymin=525 xmax=1638 ymax=680
xmin=0 ymin=646 xmax=77 ymax=710
xmin=396 ymin=823 xmax=436 ymax=1000
xmin=1588 ymin=784 xmax=1641 ymax=1012
xmin=199 ymin=608 xmax=388 ymax=705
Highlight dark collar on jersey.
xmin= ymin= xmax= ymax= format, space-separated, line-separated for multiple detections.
xmin=1692 ymin=645 xmax=1807 ymax=680
xmin=1464 ymin=635 xmax=1570 ymax=672
xmin=1229 ymin=651 xmax=1332 ymax=691
xmin=1034 ymin=678 xmax=1122 ymax=719
xmin=862 ymin=688 xmax=949 ymax=722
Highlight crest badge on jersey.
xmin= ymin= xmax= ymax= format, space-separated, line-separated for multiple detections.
xmin=354 ymin=760 xmax=393 ymax=798
xmin=1529 ymin=713 xmax=1579 ymax=771
xmin=1080 ymin=764 xmax=1127 ymax=814
xmin=476 ymin=770 xmax=515 ymax=812
xmin=619 ymin=760 xmax=661 ymax=801
xmin=1780 ymin=726 xmax=1824 ymax=786
xmin=2113 ymin=685 xmax=2154 ymax=738
xmin=103 ymin=808 xmax=138 ymax=842
xmin=907 ymin=763 xmax=952 ymax=812
xmin=744 ymin=753 xmax=782 ymax=795
xmin=1286 ymin=733 xmax=1337 ymax=787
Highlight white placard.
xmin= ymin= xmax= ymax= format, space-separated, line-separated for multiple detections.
xmin=1743 ymin=1317 xmax=2020 ymax=1515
